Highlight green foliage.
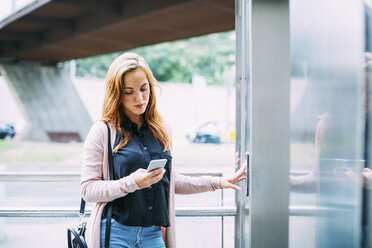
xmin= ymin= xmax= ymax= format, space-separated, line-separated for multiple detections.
xmin=0 ymin=140 xmax=15 ymax=152
xmin=72 ymin=31 xmax=235 ymax=85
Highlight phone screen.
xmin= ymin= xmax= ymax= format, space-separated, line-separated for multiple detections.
xmin=147 ymin=159 xmax=167 ymax=171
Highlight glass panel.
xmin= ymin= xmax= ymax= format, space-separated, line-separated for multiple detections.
xmin=0 ymin=218 xmax=78 ymax=247
xmin=0 ymin=217 xmax=233 ymax=247
xmin=0 ymin=182 xmax=82 ymax=207
xmin=364 ymin=2 xmax=372 ymax=246
xmin=0 ymin=31 xmax=237 ymax=247
xmin=289 ymin=0 xmax=364 ymax=247
xmin=176 ymin=217 xmax=234 ymax=248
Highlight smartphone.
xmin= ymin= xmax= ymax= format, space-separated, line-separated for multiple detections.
xmin=147 ymin=159 xmax=167 ymax=171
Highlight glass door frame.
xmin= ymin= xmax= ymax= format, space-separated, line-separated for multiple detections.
xmin=235 ymin=0 xmax=291 ymax=247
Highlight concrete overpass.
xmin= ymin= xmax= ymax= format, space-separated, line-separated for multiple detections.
xmin=0 ymin=0 xmax=234 ymax=141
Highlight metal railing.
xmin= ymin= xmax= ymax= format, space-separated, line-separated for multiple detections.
xmin=0 ymin=171 xmax=230 ymax=218
xmin=0 ymin=171 xmax=229 ymax=247
xmin=0 ymin=206 xmax=237 ymax=218
xmin=0 ymin=204 xmax=345 ymax=218
xmin=0 ymin=171 xmax=223 ymax=182
xmin=0 ymin=170 xmax=343 ymax=219
xmin=0 ymin=170 xmax=343 ymax=247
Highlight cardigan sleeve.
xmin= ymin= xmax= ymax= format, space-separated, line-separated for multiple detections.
xmin=81 ymin=122 xmax=140 ymax=203
xmin=174 ymin=171 xmax=221 ymax=195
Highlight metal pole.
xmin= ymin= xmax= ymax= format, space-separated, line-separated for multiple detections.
xmin=249 ymin=0 xmax=290 ymax=247
xmin=221 ymin=188 xmax=224 ymax=248
xmin=235 ymin=0 xmax=249 ymax=247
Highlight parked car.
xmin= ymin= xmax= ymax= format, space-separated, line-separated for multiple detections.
xmin=0 ymin=122 xmax=16 ymax=139
xmin=186 ymin=121 xmax=235 ymax=144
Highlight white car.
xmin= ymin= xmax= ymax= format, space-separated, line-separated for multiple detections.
xmin=186 ymin=121 xmax=235 ymax=144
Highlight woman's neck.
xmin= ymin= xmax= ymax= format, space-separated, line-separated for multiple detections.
xmin=128 ymin=115 xmax=143 ymax=130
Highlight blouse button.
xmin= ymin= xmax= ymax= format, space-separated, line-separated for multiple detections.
xmin=144 ymin=147 xmax=147 ymax=150
xmin=149 ymin=206 xmax=153 ymax=210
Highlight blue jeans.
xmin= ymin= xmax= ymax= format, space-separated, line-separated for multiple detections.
xmin=100 ymin=218 xmax=165 ymax=248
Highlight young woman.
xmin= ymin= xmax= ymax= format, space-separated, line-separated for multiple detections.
xmin=81 ymin=52 xmax=246 ymax=248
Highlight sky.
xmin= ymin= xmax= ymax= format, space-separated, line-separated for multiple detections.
xmin=0 ymin=0 xmax=36 ymax=21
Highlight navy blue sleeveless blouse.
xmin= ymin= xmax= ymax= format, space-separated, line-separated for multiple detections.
xmin=102 ymin=118 xmax=171 ymax=227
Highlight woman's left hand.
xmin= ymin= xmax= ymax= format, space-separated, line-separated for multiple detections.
xmin=220 ymin=165 xmax=247 ymax=191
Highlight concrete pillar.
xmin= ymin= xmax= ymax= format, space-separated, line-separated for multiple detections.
xmin=0 ymin=62 xmax=92 ymax=142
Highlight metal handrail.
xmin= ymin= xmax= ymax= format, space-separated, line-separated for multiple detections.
xmin=0 ymin=170 xmax=352 ymax=248
xmin=0 ymin=171 xmax=223 ymax=182
xmin=0 ymin=171 xmax=227 ymax=217
xmin=0 ymin=170 xmax=227 ymax=246
xmin=0 ymin=205 xmax=348 ymax=218
xmin=0 ymin=206 xmax=237 ymax=218
xmin=0 ymin=170 xmax=307 ymax=181
xmin=0 ymin=171 xmax=81 ymax=182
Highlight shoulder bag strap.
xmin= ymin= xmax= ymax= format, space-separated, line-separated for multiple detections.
xmin=78 ymin=162 xmax=86 ymax=229
xmin=105 ymin=122 xmax=114 ymax=248
xmin=79 ymin=198 xmax=86 ymax=215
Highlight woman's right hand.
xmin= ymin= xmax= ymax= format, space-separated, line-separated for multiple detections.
xmin=133 ymin=167 xmax=166 ymax=188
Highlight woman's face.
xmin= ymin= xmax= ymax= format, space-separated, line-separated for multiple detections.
xmin=121 ymin=68 xmax=150 ymax=122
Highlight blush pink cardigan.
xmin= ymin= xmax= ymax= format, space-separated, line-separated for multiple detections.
xmin=81 ymin=121 xmax=221 ymax=248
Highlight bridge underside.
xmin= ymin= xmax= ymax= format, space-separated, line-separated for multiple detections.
xmin=0 ymin=0 xmax=234 ymax=142
xmin=0 ymin=63 xmax=92 ymax=142
xmin=0 ymin=0 xmax=234 ymax=63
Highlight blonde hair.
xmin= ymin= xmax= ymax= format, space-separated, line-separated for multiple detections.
xmin=102 ymin=52 xmax=171 ymax=152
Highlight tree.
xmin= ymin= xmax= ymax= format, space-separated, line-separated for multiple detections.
xmin=73 ymin=31 xmax=235 ymax=85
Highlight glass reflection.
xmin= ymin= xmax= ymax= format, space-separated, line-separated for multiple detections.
xmin=289 ymin=0 xmax=365 ymax=247
xmin=363 ymin=3 xmax=372 ymax=244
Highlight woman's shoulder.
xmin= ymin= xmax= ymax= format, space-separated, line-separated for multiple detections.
xmin=86 ymin=121 xmax=108 ymax=141
xmin=91 ymin=120 xmax=107 ymax=132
